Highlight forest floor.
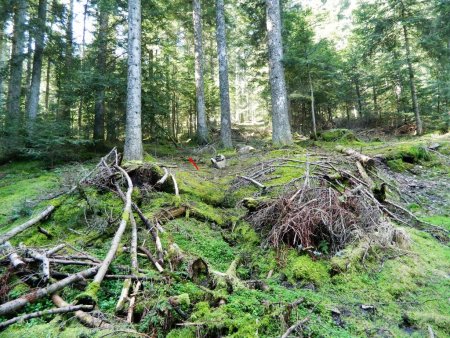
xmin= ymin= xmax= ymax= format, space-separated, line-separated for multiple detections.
xmin=0 ymin=130 xmax=449 ymax=338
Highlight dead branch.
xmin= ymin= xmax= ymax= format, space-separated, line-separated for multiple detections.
xmin=21 ymin=245 xmax=50 ymax=282
xmin=0 ymin=206 xmax=55 ymax=245
xmin=138 ymin=246 xmax=164 ymax=273
xmin=0 ymin=266 xmax=98 ymax=316
xmin=155 ymin=167 xmax=169 ymax=185
xmin=355 ymin=161 xmax=374 ymax=189
xmin=46 ymin=244 xmax=66 ymax=256
xmin=115 ymin=278 xmax=132 ymax=313
xmin=127 ymin=281 xmax=141 ymax=323
xmin=171 ymin=173 xmax=179 ymax=197
xmin=280 ymin=317 xmax=310 ymax=338
xmin=37 ymin=226 xmax=53 ymax=239
xmin=238 ymin=176 xmax=266 ymax=190
xmin=51 ymin=294 xmax=113 ymax=329
xmin=81 ymin=164 xmax=133 ymax=304
xmin=0 ymin=304 xmax=93 ymax=329
xmin=336 ymin=145 xmax=374 ymax=166
xmin=0 ymin=242 xmax=25 ymax=268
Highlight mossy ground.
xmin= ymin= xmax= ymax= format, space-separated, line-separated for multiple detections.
xmin=0 ymin=133 xmax=449 ymax=337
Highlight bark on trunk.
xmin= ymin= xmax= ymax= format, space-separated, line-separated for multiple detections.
xmin=59 ymin=0 xmax=74 ymax=130
xmin=93 ymin=4 xmax=109 ymax=142
xmin=193 ymin=0 xmax=208 ymax=144
xmin=402 ymin=20 xmax=423 ymax=135
xmin=215 ymin=0 xmax=232 ymax=148
xmin=266 ymin=0 xmax=292 ymax=145
xmin=26 ymin=0 xmax=47 ymax=127
xmin=6 ymin=0 xmax=27 ymax=137
xmin=124 ymin=0 xmax=143 ymax=161
xmin=308 ymin=71 xmax=317 ymax=138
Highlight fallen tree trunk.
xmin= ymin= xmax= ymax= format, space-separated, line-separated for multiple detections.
xmin=0 ymin=304 xmax=93 ymax=329
xmin=51 ymin=294 xmax=113 ymax=329
xmin=79 ymin=165 xmax=133 ymax=304
xmin=336 ymin=146 xmax=374 ymax=166
xmin=0 ymin=206 xmax=55 ymax=245
xmin=0 ymin=266 xmax=98 ymax=316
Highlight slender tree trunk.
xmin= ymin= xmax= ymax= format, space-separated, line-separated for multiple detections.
xmin=192 ymin=0 xmax=208 ymax=144
xmin=27 ymin=0 xmax=47 ymax=128
xmin=355 ymin=78 xmax=363 ymax=118
xmin=59 ymin=0 xmax=74 ymax=131
xmin=78 ymin=1 xmax=88 ymax=136
xmin=24 ymin=33 xmax=32 ymax=110
xmin=124 ymin=0 xmax=143 ymax=161
xmin=266 ymin=0 xmax=292 ymax=145
xmin=0 ymin=22 xmax=6 ymax=110
xmin=308 ymin=71 xmax=316 ymax=139
xmin=215 ymin=0 xmax=232 ymax=148
xmin=6 ymin=0 xmax=27 ymax=139
xmin=372 ymin=80 xmax=378 ymax=120
xmin=402 ymin=16 xmax=422 ymax=134
xmin=93 ymin=4 xmax=109 ymax=143
xmin=45 ymin=58 xmax=51 ymax=111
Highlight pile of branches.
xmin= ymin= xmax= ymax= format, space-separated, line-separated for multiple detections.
xmin=246 ymin=148 xmax=448 ymax=254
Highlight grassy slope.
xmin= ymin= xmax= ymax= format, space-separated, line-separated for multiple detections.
xmin=0 ymin=133 xmax=449 ymax=337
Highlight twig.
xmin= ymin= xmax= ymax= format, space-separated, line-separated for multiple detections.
xmin=280 ymin=317 xmax=310 ymax=338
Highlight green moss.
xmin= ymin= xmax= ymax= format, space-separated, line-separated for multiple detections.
xmin=163 ymin=218 xmax=235 ymax=271
xmin=421 ymin=215 xmax=450 ymax=230
xmin=387 ymin=159 xmax=414 ymax=172
xmin=318 ymin=129 xmax=358 ymax=142
xmin=75 ymin=281 xmax=101 ymax=305
xmin=283 ymin=252 xmax=330 ymax=286
xmin=177 ymin=171 xmax=225 ymax=206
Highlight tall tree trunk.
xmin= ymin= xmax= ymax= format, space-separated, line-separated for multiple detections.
xmin=24 ymin=33 xmax=32 ymax=108
xmin=0 ymin=22 xmax=6 ymax=110
xmin=355 ymin=77 xmax=363 ymax=118
xmin=78 ymin=1 xmax=88 ymax=136
xmin=45 ymin=57 xmax=51 ymax=111
xmin=402 ymin=17 xmax=422 ymax=135
xmin=26 ymin=0 xmax=47 ymax=129
xmin=308 ymin=71 xmax=316 ymax=139
xmin=6 ymin=0 xmax=27 ymax=141
xmin=59 ymin=0 xmax=74 ymax=131
xmin=93 ymin=3 xmax=109 ymax=143
xmin=192 ymin=0 xmax=208 ymax=144
xmin=124 ymin=0 xmax=143 ymax=161
xmin=215 ymin=0 xmax=232 ymax=148
xmin=266 ymin=0 xmax=292 ymax=145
